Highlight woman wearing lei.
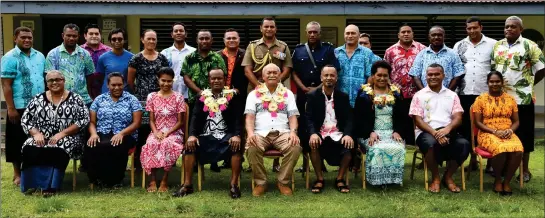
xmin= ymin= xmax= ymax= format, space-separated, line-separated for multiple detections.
xmin=175 ymin=69 xmax=243 ymax=198
xmin=354 ymin=61 xmax=406 ymax=188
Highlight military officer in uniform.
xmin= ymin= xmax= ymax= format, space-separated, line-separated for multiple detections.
xmin=292 ymin=21 xmax=340 ymax=173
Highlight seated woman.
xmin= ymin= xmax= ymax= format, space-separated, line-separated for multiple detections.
xmin=141 ymin=67 xmax=185 ymax=193
xmin=85 ymin=72 xmax=142 ymax=188
xmin=473 ymin=71 xmax=523 ymax=195
xmin=355 ymin=61 xmax=406 ymax=188
xmin=20 ymin=70 xmax=90 ymax=196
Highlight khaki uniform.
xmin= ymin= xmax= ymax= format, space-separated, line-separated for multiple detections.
xmin=242 ymin=38 xmax=293 ymax=83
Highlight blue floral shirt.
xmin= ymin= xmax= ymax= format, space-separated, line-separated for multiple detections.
xmin=1 ymin=47 xmax=46 ymax=109
xmin=90 ymin=91 xmax=142 ymax=139
xmin=334 ymin=44 xmax=381 ymax=107
xmin=408 ymin=45 xmax=465 ymax=88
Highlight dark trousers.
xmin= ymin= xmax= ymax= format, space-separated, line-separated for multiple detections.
xmin=84 ymin=133 xmax=135 ymax=186
xmin=459 ymin=95 xmax=479 ymax=142
xmin=134 ymin=124 xmax=152 ymax=169
xmin=296 ymin=94 xmax=310 ymax=152
xmin=416 ymin=132 xmax=470 ymax=166
xmin=400 ymin=98 xmax=415 ymax=145
xmin=516 ymin=103 xmax=535 ymax=153
xmin=5 ymin=109 xmax=27 ymax=163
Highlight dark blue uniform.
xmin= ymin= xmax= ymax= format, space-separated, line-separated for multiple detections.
xmin=292 ymin=41 xmax=340 ymax=152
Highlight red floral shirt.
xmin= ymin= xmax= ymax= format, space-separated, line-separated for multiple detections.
xmin=384 ymin=41 xmax=426 ymax=98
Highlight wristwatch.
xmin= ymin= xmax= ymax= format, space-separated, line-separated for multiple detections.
xmin=291 ymin=129 xmax=298 ymax=133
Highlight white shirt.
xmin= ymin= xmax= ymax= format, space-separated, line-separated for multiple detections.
xmin=160 ymin=43 xmax=196 ymax=98
xmin=453 ymin=35 xmax=497 ymax=95
xmin=244 ymin=85 xmax=299 ymax=137
xmin=409 ymin=86 xmax=464 ymax=138
xmin=320 ymin=91 xmax=343 ymax=141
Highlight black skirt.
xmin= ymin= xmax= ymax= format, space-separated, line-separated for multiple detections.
xmin=191 ymin=134 xmax=238 ymax=164
xmin=5 ymin=109 xmax=27 ymax=163
xmin=84 ymin=133 xmax=135 ymax=186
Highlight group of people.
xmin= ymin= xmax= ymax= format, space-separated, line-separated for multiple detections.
xmin=1 ymin=15 xmax=543 ymax=198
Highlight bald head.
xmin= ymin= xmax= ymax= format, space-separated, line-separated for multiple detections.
xmin=344 ymin=24 xmax=360 ymax=46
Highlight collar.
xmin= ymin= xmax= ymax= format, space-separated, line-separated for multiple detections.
xmin=307 ymin=41 xmax=322 ymax=50
xmin=14 ymin=46 xmax=37 ymax=57
xmin=395 ymin=40 xmax=421 ymax=49
xmin=192 ymin=50 xmax=215 ymax=59
xmin=463 ymin=34 xmax=489 ymax=46
xmin=500 ymin=35 xmax=524 ymax=46
xmin=60 ymin=43 xmax=83 ymax=54
xmin=256 ymin=38 xmax=281 ymax=47
xmin=426 ymin=44 xmax=448 ymax=54
xmin=169 ymin=43 xmax=193 ymax=52
xmin=339 ymin=44 xmax=362 ymax=52
xmin=107 ymin=91 xmax=129 ymax=101
xmin=222 ymin=48 xmax=242 ymax=57
xmin=82 ymin=43 xmax=110 ymax=51
xmin=423 ymin=85 xmax=448 ymax=94
xmin=322 ymin=87 xmax=334 ymax=102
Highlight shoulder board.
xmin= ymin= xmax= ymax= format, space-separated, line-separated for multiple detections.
xmin=295 ymin=43 xmax=305 ymax=47
xmin=276 ymin=40 xmax=288 ymax=46
xmin=322 ymin=41 xmax=333 ymax=46
xmin=250 ymin=40 xmax=259 ymax=43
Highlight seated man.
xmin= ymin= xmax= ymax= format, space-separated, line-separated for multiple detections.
xmin=173 ymin=68 xmax=243 ymax=198
xmin=305 ymin=65 xmax=354 ymax=193
xmin=409 ymin=63 xmax=470 ymax=193
xmin=245 ymin=63 xmax=302 ymax=197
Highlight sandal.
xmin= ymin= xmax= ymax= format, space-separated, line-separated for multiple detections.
xmin=429 ymin=180 xmax=441 ymax=193
xmin=147 ymin=181 xmax=157 ymax=193
xmin=158 ymin=182 xmax=169 ymax=193
xmin=311 ymin=180 xmax=325 ymax=194
xmin=335 ymin=179 xmax=350 ymax=193
xmin=441 ymin=178 xmax=460 ymax=193
xmin=172 ymin=184 xmax=194 ymax=197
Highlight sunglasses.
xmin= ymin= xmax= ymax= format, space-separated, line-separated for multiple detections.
xmin=110 ymin=37 xmax=124 ymax=42
xmin=47 ymin=78 xmax=65 ymax=83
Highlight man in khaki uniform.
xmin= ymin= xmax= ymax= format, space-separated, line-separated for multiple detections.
xmin=242 ymin=17 xmax=293 ymax=88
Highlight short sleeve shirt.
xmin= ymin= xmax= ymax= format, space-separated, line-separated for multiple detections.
xmin=180 ymin=51 xmax=227 ymax=103
xmin=96 ymin=50 xmax=134 ymax=94
xmin=90 ymin=91 xmax=142 ymax=139
xmin=409 ymin=86 xmax=464 ymax=138
xmin=408 ymin=45 xmax=465 ymax=88
xmin=161 ymin=44 xmax=196 ymax=97
xmin=384 ymin=41 xmax=427 ymax=98
xmin=241 ymin=38 xmax=293 ymax=80
xmin=453 ymin=35 xmax=497 ymax=95
xmin=45 ymin=44 xmax=95 ymax=104
xmin=292 ymin=42 xmax=340 ymax=88
xmin=491 ymin=36 xmax=545 ymax=105
xmin=128 ymin=53 xmax=170 ymax=101
xmin=244 ymin=85 xmax=299 ymax=137
xmin=1 ymin=47 xmax=46 ymax=109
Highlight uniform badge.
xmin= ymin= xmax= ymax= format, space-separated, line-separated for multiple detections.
xmin=273 ymin=50 xmax=286 ymax=60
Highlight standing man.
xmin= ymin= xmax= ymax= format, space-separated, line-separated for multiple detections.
xmin=96 ymin=28 xmax=134 ymax=94
xmin=181 ymin=29 xmax=227 ymax=110
xmin=218 ymin=28 xmax=248 ymax=97
xmin=491 ymin=16 xmax=545 ymax=183
xmin=81 ymin=23 xmax=111 ymax=100
xmin=409 ymin=26 xmax=464 ymax=92
xmin=358 ymin=33 xmax=372 ymax=49
xmin=1 ymin=27 xmax=46 ymax=186
xmin=334 ymin=24 xmax=380 ymax=107
xmin=242 ymin=17 xmax=293 ymax=89
xmin=161 ymin=22 xmax=196 ymax=99
xmin=384 ymin=23 xmax=426 ymax=145
xmin=292 ymin=21 xmax=339 ymax=173
xmin=453 ymin=17 xmax=497 ymax=171
xmin=45 ymin=23 xmax=95 ymax=106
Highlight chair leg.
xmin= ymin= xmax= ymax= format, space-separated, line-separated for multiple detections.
xmin=130 ymin=153 xmax=135 ymax=188
xmin=362 ymin=153 xmax=366 ymax=190
xmin=181 ymin=160 xmax=185 ymax=186
xmin=142 ymin=169 xmax=145 ymax=189
xmin=345 ymin=170 xmax=350 ymax=186
xmin=251 ymin=177 xmax=255 ymax=191
xmin=461 ymin=160 xmax=466 ymax=191
xmin=238 ymin=174 xmax=241 ymax=188
xmin=410 ymin=151 xmax=417 ymax=180
xmin=197 ymin=162 xmax=202 ymax=192
xmin=73 ymin=160 xmax=77 ymax=191
xmin=90 ymin=183 xmax=94 ymax=191
xmin=423 ymin=155 xmax=428 ymax=191
xmin=479 ymin=156 xmax=484 ymax=192
xmin=519 ymin=160 xmax=524 ymax=189
xmin=305 ymin=154 xmax=310 ymax=189
xmin=292 ymin=168 xmax=295 ymax=192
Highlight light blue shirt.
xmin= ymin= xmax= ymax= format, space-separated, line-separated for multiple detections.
xmin=408 ymin=45 xmax=465 ymax=88
xmin=90 ymin=91 xmax=142 ymax=139
xmin=1 ymin=46 xmax=46 ymax=109
xmin=96 ymin=50 xmax=134 ymax=94
xmin=334 ymin=44 xmax=381 ymax=107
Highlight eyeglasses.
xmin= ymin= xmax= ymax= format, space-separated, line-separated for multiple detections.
xmin=46 ymin=78 xmax=65 ymax=83
xmin=110 ymin=37 xmax=124 ymax=42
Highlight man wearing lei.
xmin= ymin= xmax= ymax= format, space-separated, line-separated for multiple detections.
xmin=174 ymin=68 xmax=243 ymax=198
xmin=245 ymin=63 xmax=301 ymax=197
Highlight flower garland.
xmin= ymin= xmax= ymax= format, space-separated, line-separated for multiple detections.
xmin=360 ymin=83 xmax=401 ymax=108
xmin=199 ymin=86 xmax=236 ymax=117
xmin=255 ymin=83 xmax=288 ymax=118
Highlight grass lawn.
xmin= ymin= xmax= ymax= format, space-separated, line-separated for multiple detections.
xmin=1 ymin=146 xmax=544 ymax=217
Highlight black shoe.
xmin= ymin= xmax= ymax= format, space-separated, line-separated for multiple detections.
xmin=272 ymin=165 xmax=280 ymax=173
xmin=229 ymin=184 xmax=241 ymax=199
xmin=210 ymin=163 xmax=221 ymax=173
xmin=172 ymin=184 xmax=194 ymax=197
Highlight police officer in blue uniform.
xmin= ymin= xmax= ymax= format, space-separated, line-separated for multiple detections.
xmin=292 ymin=21 xmax=340 ymax=173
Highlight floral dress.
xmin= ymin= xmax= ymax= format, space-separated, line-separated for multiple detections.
xmin=472 ymin=92 xmax=523 ymax=156
xmin=140 ymin=92 xmax=185 ymax=175
xmin=361 ymin=93 xmax=406 ymax=186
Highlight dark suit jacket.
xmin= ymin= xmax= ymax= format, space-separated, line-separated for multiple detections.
xmin=189 ymin=94 xmax=242 ymax=137
xmin=305 ymin=87 xmax=353 ymax=137
xmin=353 ymin=89 xmax=404 ymax=139
xmin=217 ymin=48 xmax=248 ymax=97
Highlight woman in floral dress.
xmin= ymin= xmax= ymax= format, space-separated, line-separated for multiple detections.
xmin=141 ymin=67 xmax=186 ymax=193
xmin=354 ymin=61 xmax=406 ymax=187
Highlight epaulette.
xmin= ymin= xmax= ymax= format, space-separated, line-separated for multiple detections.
xmin=249 ymin=39 xmax=259 ymax=44
xmin=276 ymin=40 xmax=288 ymax=46
xmin=322 ymin=41 xmax=333 ymax=46
xmin=295 ymin=43 xmax=305 ymax=47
